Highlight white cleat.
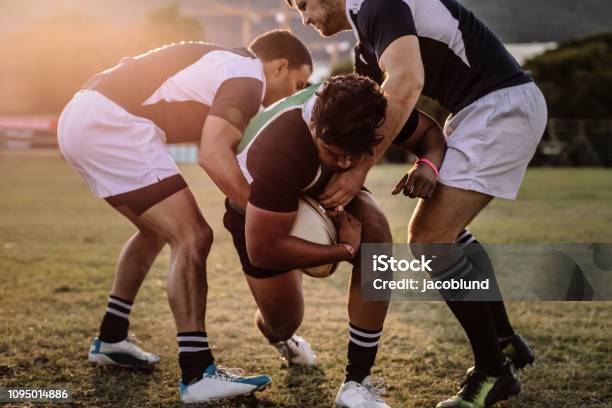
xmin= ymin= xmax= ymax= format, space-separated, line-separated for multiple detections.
xmin=335 ymin=376 xmax=391 ymax=408
xmin=179 ymin=364 xmax=272 ymax=403
xmin=88 ymin=337 xmax=160 ymax=368
xmin=272 ymin=334 xmax=316 ymax=366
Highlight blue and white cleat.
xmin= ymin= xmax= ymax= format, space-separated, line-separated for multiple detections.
xmin=179 ymin=364 xmax=272 ymax=404
xmin=88 ymin=337 xmax=160 ymax=368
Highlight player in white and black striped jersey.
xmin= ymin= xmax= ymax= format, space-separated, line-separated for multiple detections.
xmin=286 ymin=1 xmax=546 ymax=407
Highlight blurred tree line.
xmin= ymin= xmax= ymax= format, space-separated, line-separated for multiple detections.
xmin=525 ymin=32 xmax=612 ymax=119
xmin=0 ymin=0 xmax=203 ymax=115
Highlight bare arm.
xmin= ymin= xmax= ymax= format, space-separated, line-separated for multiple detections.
xmin=245 ymin=203 xmax=359 ymax=270
xmin=395 ymin=110 xmax=446 ymax=167
xmin=198 ymin=115 xmax=250 ymax=209
xmin=319 ymin=35 xmax=424 ymax=207
xmin=372 ymin=35 xmax=425 ymax=164
xmin=392 ymin=111 xmax=446 ymax=199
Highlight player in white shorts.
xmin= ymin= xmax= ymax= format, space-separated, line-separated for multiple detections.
xmin=57 ymin=30 xmax=312 ymax=404
xmin=222 ymin=74 xmax=445 ymax=408
xmin=286 ymin=1 xmax=547 ymax=407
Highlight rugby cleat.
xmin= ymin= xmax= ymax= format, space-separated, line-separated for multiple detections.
xmin=179 ymin=364 xmax=272 ymax=403
xmin=88 ymin=337 xmax=160 ymax=368
xmin=335 ymin=376 xmax=390 ymax=408
xmin=465 ymin=333 xmax=535 ymax=377
xmin=436 ymin=360 xmax=521 ymax=408
xmin=272 ymin=334 xmax=317 ymax=366
xmin=499 ymin=333 xmax=534 ymax=369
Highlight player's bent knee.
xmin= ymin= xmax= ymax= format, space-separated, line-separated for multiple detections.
xmin=408 ymin=228 xmax=448 ymax=244
xmin=174 ymin=224 xmax=214 ymax=259
xmin=408 ymin=218 xmax=457 ymax=244
xmin=260 ymin=302 xmax=303 ymax=341
xmin=361 ymin=213 xmax=392 ymax=243
xmin=268 ymin=317 xmax=302 ymax=341
xmin=138 ymin=230 xmax=167 ymax=249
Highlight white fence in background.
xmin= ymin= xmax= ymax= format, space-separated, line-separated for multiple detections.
xmin=1 ymin=116 xmax=611 ymax=167
xmin=167 ymin=144 xmax=199 ymax=163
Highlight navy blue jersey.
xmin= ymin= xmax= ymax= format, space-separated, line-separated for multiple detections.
xmin=347 ymin=0 xmax=533 ymax=113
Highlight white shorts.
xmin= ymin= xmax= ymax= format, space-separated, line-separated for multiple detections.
xmin=58 ymin=90 xmax=180 ymax=198
xmin=439 ymin=82 xmax=548 ymax=200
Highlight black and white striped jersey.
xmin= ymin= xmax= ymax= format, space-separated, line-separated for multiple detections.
xmin=83 ymin=42 xmax=265 ymax=143
xmin=347 ymin=0 xmax=533 ymax=114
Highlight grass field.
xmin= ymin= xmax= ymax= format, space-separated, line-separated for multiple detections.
xmin=1 ymin=155 xmax=611 ymax=407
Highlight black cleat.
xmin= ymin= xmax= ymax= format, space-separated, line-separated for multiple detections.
xmin=499 ymin=333 xmax=534 ymax=369
xmin=437 ymin=360 xmax=521 ymax=408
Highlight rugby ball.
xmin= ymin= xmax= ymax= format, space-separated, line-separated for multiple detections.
xmin=289 ymin=196 xmax=339 ymax=278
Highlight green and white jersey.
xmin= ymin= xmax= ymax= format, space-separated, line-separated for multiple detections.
xmin=236 ymin=83 xmax=333 ymax=213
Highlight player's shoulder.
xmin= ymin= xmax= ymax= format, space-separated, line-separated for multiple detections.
xmin=211 ymin=50 xmax=264 ymax=82
xmin=249 ymin=107 xmax=315 ymax=167
xmin=354 ymin=0 xmax=415 ymax=36
xmin=184 ymin=46 xmax=263 ymax=85
xmin=358 ymin=0 xmax=413 ymax=16
xmin=247 ymin=106 xmax=318 ymax=189
xmin=258 ymin=108 xmax=311 ymax=148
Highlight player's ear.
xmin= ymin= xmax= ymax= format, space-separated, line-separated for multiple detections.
xmin=274 ymin=58 xmax=290 ymax=76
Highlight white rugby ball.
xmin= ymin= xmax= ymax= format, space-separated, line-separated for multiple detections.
xmin=289 ymin=196 xmax=339 ymax=278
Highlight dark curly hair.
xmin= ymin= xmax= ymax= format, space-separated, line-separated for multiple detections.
xmin=311 ymin=74 xmax=387 ymax=155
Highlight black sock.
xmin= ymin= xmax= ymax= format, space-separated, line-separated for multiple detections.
xmin=99 ymin=295 xmax=132 ymax=343
xmin=178 ymin=331 xmax=214 ymax=384
xmin=434 ymin=243 xmax=506 ymax=376
xmin=345 ymin=323 xmax=382 ymax=383
xmin=457 ymin=230 xmax=515 ymax=338
xmin=445 ymin=301 xmax=506 ymax=375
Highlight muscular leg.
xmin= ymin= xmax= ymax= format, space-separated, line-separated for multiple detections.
xmin=409 ymin=184 xmax=492 ymax=243
xmin=97 ymin=206 xmax=166 ymax=343
xmin=408 ymin=183 xmax=508 ymax=374
xmin=110 ymin=206 xmax=166 ymax=302
xmin=129 ymin=187 xmax=215 ymax=383
xmin=137 ymin=188 xmax=213 ymax=333
xmin=345 ymin=191 xmax=391 ymax=330
xmin=94 ymin=185 xmax=213 ymax=383
xmin=458 ymin=230 xmax=515 ymax=339
xmin=343 ymin=191 xmax=392 ymax=383
xmin=246 ymin=270 xmax=304 ymax=343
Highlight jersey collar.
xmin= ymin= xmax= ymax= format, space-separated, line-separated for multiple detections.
xmin=345 ymin=0 xmax=363 ymax=41
xmin=301 ymin=83 xmax=323 ymax=136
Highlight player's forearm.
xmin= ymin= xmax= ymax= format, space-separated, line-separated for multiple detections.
xmin=415 ymin=125 xmax=446 ymax=170
xmin=362 ymin=76 xmax=423 ymax=171
xmin=248 ymin=236 xmax=352 ymax=270
xmin=199 ymin=151 xmax=250 ymax=209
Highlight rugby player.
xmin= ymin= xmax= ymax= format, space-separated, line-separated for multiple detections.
xmin=285 ymin=1 xmax=547 ymax=407
xmin=57 ymin=30 xmax=312 ymax=403
xmin=207 ymin=74 xmax=446 ymax=408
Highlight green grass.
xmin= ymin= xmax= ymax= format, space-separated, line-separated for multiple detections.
xmin=1 ymin=156 xmax=611 ymax=407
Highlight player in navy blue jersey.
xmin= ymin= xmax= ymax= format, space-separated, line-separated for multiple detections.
xmin=285 ymin=1 xmax=546 ymax=407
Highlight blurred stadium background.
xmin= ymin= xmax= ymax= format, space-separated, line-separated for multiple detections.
xmin=1 ymin=0 xmax=611 ymax=166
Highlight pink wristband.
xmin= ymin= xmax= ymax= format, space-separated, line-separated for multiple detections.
xmin=416 ymin=158 xmax=439 ymax=178
xmin=339 ymin=243 xmax=356 ymax=259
